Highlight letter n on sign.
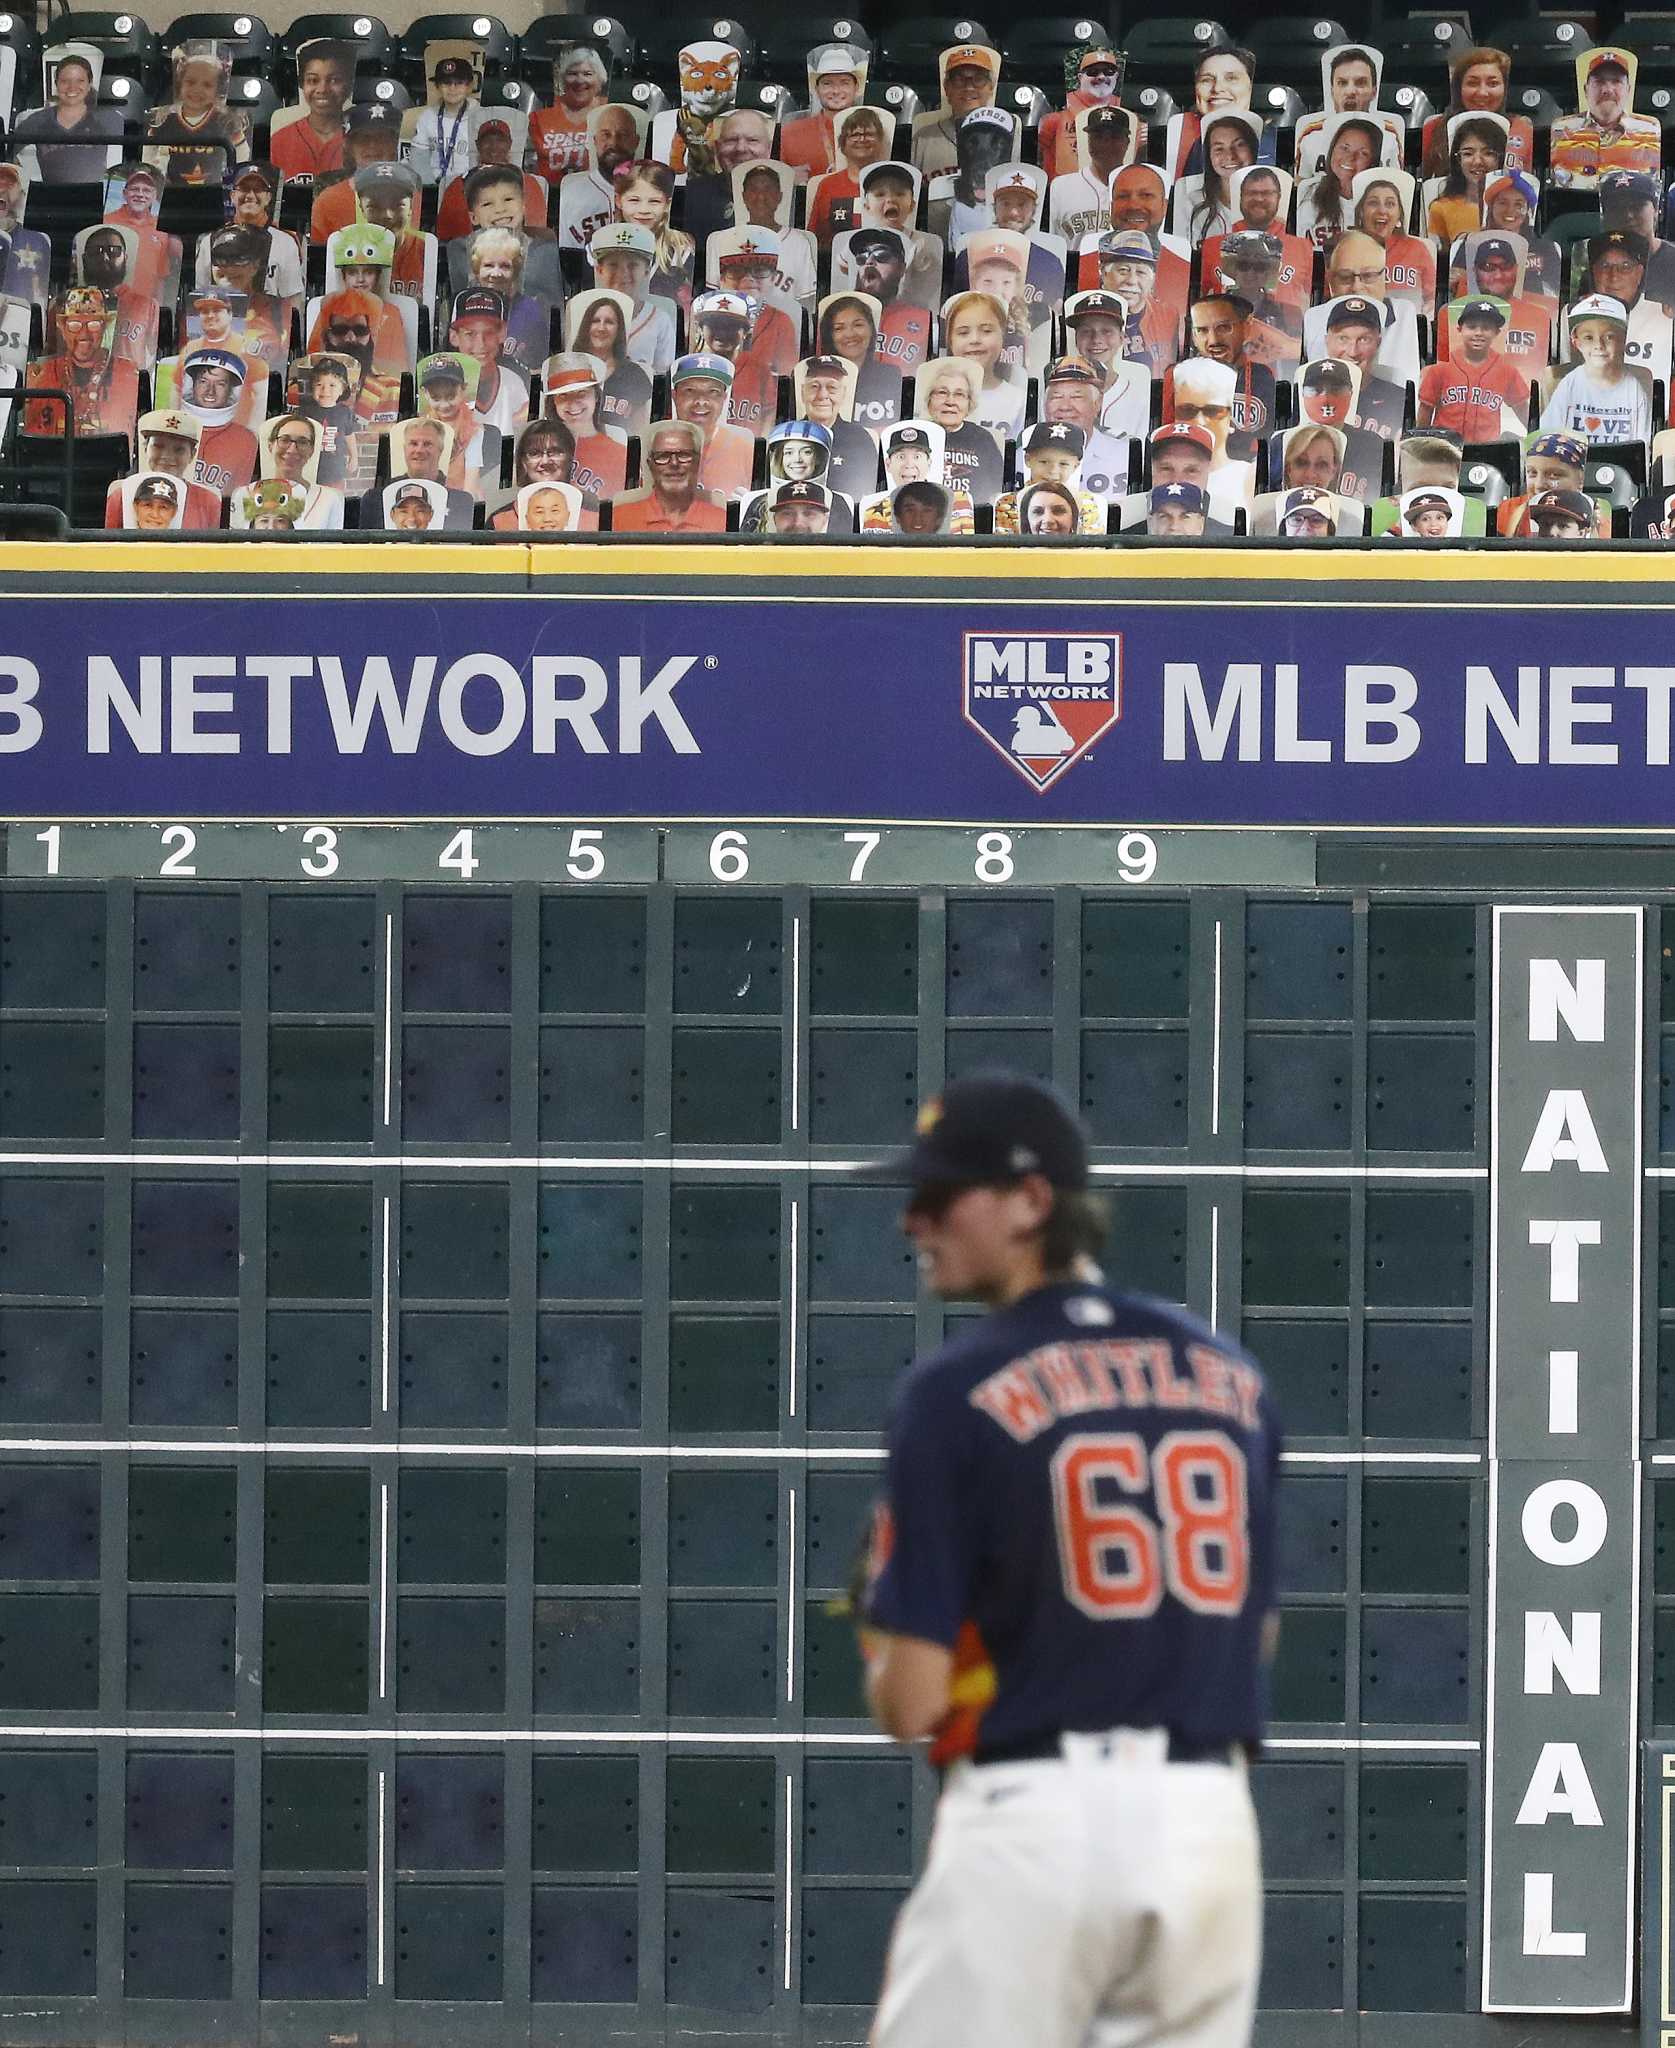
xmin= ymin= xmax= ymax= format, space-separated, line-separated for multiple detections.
xmin=1483 ymin=908 xmax=1641 ymax=2013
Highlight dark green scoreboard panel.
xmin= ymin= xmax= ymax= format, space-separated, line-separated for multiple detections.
xmin=0 ymin=845 xmax=1659 ymax=2044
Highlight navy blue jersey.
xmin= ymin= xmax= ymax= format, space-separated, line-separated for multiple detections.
xmin=866 ymin=1280 xmax=1283 ymax=1753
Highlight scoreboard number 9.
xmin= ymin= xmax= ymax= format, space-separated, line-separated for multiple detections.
xmin=15 ymin=822 xmax=1248 ymax=889
xmin=974 ymin=830 xmax=1157 ymax=884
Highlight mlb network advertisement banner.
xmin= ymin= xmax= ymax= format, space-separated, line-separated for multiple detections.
xmin=0 ymin=593 xmax=1673 ymax=824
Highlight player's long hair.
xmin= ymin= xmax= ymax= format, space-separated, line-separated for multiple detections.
xmin=1040 ymin=1188 xmax=1109 ymax=1269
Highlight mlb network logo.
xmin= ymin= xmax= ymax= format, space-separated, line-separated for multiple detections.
xmin=962 ymin=632 xmax=1123 ymax=792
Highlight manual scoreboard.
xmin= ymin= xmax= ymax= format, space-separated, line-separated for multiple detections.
xmin=0 ymin=814 xmax=1661 ymax=2042
xmin=0 ymin=545 xmax=1670 ymax=2045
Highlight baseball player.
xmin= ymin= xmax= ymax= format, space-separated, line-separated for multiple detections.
xmin=1417 ymin=296 xmax=1531 ymax=439
xmin=861 ymin=1073 xmax=1282 ymax=2048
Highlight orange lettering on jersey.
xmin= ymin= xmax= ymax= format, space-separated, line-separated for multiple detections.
xmin=1186 ymin=1343 xmax=1236 ymax=1418
xmin=968 ymin=1362 xmax=1056 ymax=1442
xmin=1146 ymin=1341 xmax=1198 ymax=1409
xmin=1035 ymin=1344 xmax=1108 ymax=1419
xmin=1070 ymin=1342 xmax=1120 ymax=1404
xmin=1227 ymin=1361 xmax=1263 ymax=1429
xmin=1101 ymin=1339 xmax=1156 ymax=1407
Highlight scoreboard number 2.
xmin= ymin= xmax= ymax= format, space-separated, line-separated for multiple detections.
xmin=12 ymin=822 xmax=1178 ymax=888
xmin=159 ymin=825 xmax=197 ymax=875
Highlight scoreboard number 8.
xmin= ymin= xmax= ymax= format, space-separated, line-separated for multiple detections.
xmin=972 ymin=831 xmax=1159 ymax=884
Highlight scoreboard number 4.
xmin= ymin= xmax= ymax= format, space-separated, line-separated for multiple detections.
xmin=20 ymin=822 xmax=1177 ymax=887
xmin=439 ymin=827 xmax=605 ymax=880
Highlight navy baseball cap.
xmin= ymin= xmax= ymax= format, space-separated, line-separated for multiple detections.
xmin=1590 ymin=227 xmax=1650 ymax=263
xmin=772 ymin=479 xmax=829 ymax=506
xmin=452 ymin=287 xmax=508 ymax=323
xmin=877 ymin=1073 xmax=1091 ymax=1194
xmin=1024 ymin=418 xmax=1087 ymax=454
xmin=1601 ymin=169 xmax=1660 ymax=204
xmin=1530 ymin=488 xmax=1595 ymax=523
xmin=1528 ymin=431 xmax=1587 ymax=466
xmin=1151 ymin=480 xmax=1206 ymax=511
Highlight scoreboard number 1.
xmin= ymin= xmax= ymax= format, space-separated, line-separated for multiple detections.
xmin=10 ymin=821 xmax=1304 ymax=889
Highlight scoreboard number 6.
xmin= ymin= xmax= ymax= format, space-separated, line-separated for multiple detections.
xmin=708 ymin=829 xmax=749 ymax=881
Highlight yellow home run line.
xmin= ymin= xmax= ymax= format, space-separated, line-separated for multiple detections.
xmin=0 ymin=539 xmax=1673 ymax=586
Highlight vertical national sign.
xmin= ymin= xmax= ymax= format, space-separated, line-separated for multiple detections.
xmin=1484 ymin=908 xmax=1642 ymax=2012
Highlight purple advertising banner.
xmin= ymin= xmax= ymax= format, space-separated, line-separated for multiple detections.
xmin=0 ymin=591 xmax=1671 ymax=824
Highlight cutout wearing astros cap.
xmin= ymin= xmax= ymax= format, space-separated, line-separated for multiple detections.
xmin=911 ymin=41 xmax=1002 ymax=181
xmin=1551 ymin=46 xmax=1660 ymax=190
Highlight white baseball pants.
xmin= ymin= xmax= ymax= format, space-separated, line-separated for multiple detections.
xmin=871 ymin=1729 xmax=1263 ymax=2048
